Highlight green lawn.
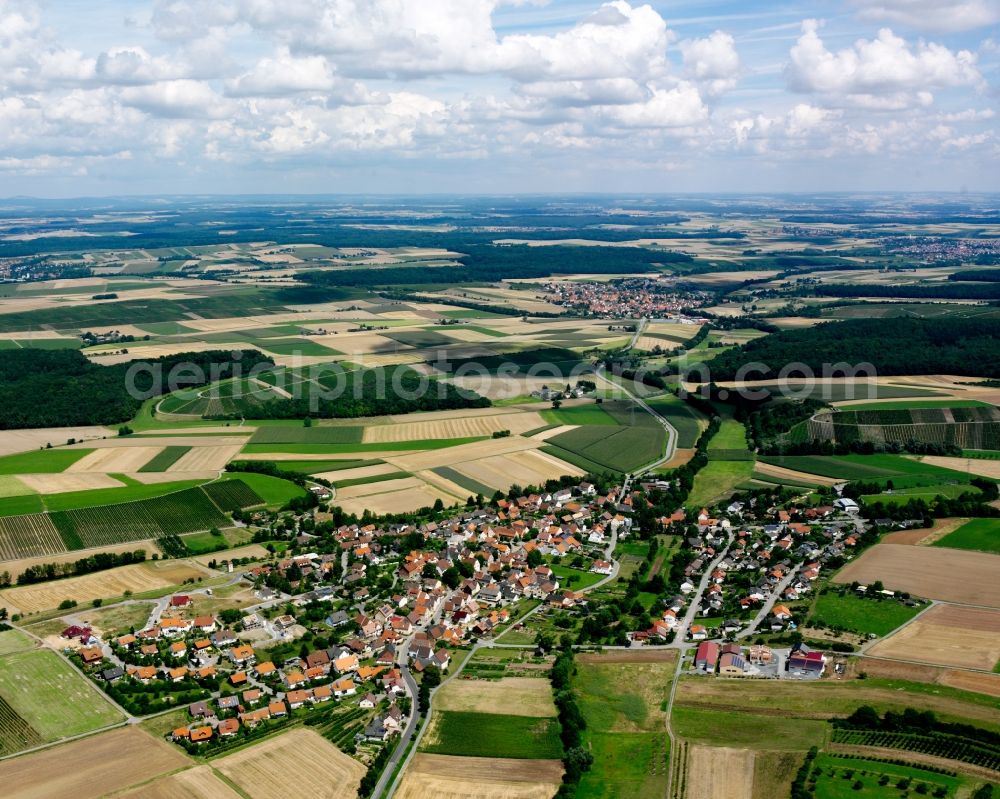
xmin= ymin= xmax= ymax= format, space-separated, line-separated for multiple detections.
xmin=0 ymin=475 xmax=33 ymax=498
xmin=808 ymin=591 xmax=925 ymax=636
xmin=549 ymin=564 xmax=605 ymax=590
xmin=0 ymin=649 xmax=123 ymax=742
xmin=811 ymin=754 xmax=964 ymax=799
xmin=707 ymin=419 xmax=748 ymax=451
xmin=214 ymin=473 xmax=307 ymax=506
xmin=933 ymin=517 xmax=1000 ymax=553
xmin=0 ymin=629 xmax=34 ymax=656
xmin=687 ymin=460 xmax=754 ymax=507
xmin=421 ymin=710 xmax=562 ymax=759
xmin=0 ymin=449 xmax=93 ymax=475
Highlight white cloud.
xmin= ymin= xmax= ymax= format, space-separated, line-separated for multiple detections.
xmin=850 ymin=0 xmax=1000 ymax=33
xmin=680 ymin=31 xmax=740 ymax=95
xmin=120 ymin=79 xmax=233 ymax=118
xmin=787 ymin=20 xmax=982 ymax=107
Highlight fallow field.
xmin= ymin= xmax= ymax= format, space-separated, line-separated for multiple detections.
xmin=395 ymin=754 xmax=564 ymax=799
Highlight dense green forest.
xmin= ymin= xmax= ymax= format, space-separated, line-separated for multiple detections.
xmin=808 ymin=282 xmax=1000 ymax=300
xmin=301 ymin=244 xmax=685 ymax=288
xmin=207 ymin=366 xmax=491 ymax=420
xmin=707 ymin=317 xmax=1000 ymax=380
xmin=0 ymin=349 xmax=273 ymax=428
xmin=949 ymin=269 xmax=1000 ymax=282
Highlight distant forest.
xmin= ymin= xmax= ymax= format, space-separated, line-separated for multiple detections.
xmin=707 ymin=318 xmax=1000 ymax=380
xmin=302 ymin=244 xmax=689 ymax=288
xmin=0 ymin=349 xmax=273 ymax=429
xmin=808 ymin=282 xmax=1000 ymax=300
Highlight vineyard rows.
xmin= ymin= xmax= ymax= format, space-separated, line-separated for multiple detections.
xmin=832 ymin=729 xmax=1000 ymax=772
xmin=0 ymin=694 xmax=43 ymax=756
xmin=202 ymin=480 xmax=265 ymax=513
xmin=807 ymin=419 xmax=1000 ymax=450
xmin=0 ymin=514 xmax=66 ymax=561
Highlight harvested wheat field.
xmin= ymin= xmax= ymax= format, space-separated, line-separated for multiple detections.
xmin=685 ymin=746 xmax=755 ymax=799
xmin=128 ymin=469 xmax=219 ymax=484
xmin=919 ymin=456 xmax=1000 ymax=480
xmin=529 ymin=424 xmax=577 ymax=441
xmin=66 ymin=446 xmax=164 ymax=473
xmin=0 ymin=727 xmax=190 ymax=799
xmin=313 ymin=462 xmax=400 ymax=482
xmin=167 ymin=444 xmax=243 ymax=472
xmin=213 ymin=728 xmax=364 ymax=799
xmin=386 ymin=436 xmax=541 ymax=472
xmin=0 ymin=560 xmax=210 ymax=615
xmin=436 ymin=678 xmax=556 ymax=718
xmin=867 ymin=604 xmax=1000 ymax=671
xmin=17 ymin=473 xmax=126 ymax=494
xmin=334 ymin=476 xmax=464 ymax=515
xmin=396 ymin=754 xmax=563 ymax=799
xmin=117 ymin=766 xmax=243 ymax=799
xmin=451 ymin=449 xmax=583 ymax=493
xmin=753 ymin=461 xmax=841 ymax=486
xmin=834 ymin=544 xmax=1000 ymax=607
xmin=192 ymin=543 xmax=269 ymax=565
xmin=362 ymin=411 xmax=546 ymax=443
xmin=69 ymin=435 xmax=249 ymax=449
xmin=0 ymin=426 xmax=113 ymax=457
xmin=856 ymin=656 xmax=1000 ymax=697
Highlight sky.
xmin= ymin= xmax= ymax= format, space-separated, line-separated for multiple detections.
xmin=0 ymin=0 xmax=998 ymax=196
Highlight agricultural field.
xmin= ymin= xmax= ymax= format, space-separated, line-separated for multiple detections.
xmin=866 ymin=604 xmax=1000 ymax=671
xmin=757 ymin=454 xmax=978 ymax=488
xmin=808 ymin=753 xmax=968 ymax=799
xmin=644 ymin=394 xmax=709 ymax=448
xmin=573 ymin=650 xmax=676 ymax=799
xmin=434 ymin=677 xmax=557 ymax=718
xmin=421 ymin=710 xmax=562 ymax=760
xmin=0 ymin=641 xmax=123 ymax=754
xmin=833 ymin=544 xmax=1000 ymax=607
xmin=807 ymin=404 xmax=1000 ymax=451
xmin=396 ymin=754 xmax=564 ymax=799
xmin=683 ymin=746 xmax=754 ymax=799
xmin=543 ymin=402 xmax=666 ymax=474
xmin=117 ymin=765 xmax=243 ymax=799
xmin=0 ymin=726 xmax=192 ymax=799
xmin=931 ymin=517 xmax=1000 ymax=553
xmin=212 ymin=728 xmax=366 ymax=799
xmin=0 ymin=559 xmax=211 ymax=614
xmin=807 ymin=590 xmax=926 ymax=637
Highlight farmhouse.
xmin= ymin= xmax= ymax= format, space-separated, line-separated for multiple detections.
xmin=694 ymin=641 xmax=720 ymax=671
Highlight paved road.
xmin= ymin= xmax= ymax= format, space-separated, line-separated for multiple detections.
xmin=735 ymin=567 xmax=799 ymax=640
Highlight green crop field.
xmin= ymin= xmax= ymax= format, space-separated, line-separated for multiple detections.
xmin=254 ymin=458 xmax=382 ymax=474
xmin=837 ymin=398 xmax=994 ymax=410
xmin=215 ymin=473 xmax=307 ymax=506
xmin=644 ymin=394 xmax=707 ymax=448
xmin=547 ymin=424 xmax=665 ymax=473
xmin=810 ymin=754 xmax=964 ymax=799
xmin=42 ymin=479 xmax=207 ymax=513
xmin=932 ymin=517 xmax=1000 ymax=553
xmin=0 ymin=649 xmax=122 ymax=752
xmin=0 ymin=449 xmax=93 ymax=475
xmin=541 ymin=403 xmax=618 ymax=426
xmin=421 ymin=710 xmax=563 ymax=759
xmin=257 ymin=337 xmax=342 ymax=356
xmin=540 ymin=444 xmax=612 ymax=476
xmin=757 ymin=454 xmax=978 ymax=488
xmin=808 ymin=590 xmax=925 ymax=636
xmin=672 ymin=706 xmax=826 ymax=750
xmin=137 ymin=445 xmax=191 ymax=472
xmin=431 ymin=466 xmax=493 ymax=498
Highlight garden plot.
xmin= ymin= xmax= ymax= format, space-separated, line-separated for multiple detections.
xmin=396 ymin=754 xmax=563 ymax=799
xmin=362 ymin=410 xmax=546 ymax=443
xmin=833 ymin=544 xmax=1000 ymax=607
xmin=213 ymin=728 xmax=365 ymax=799
xmin=866 ymin=604 xmax=1000 ymax=671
